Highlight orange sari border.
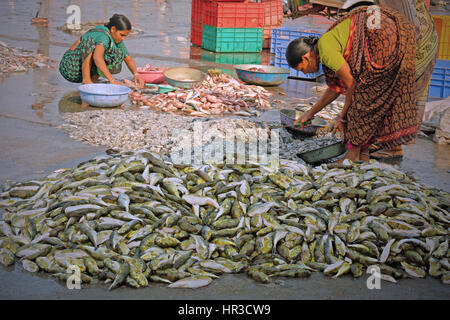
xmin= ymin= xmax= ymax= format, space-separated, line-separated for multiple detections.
xmin=376 ymin=125 xmax=418 ymax=143
xmin=329 ymin=15 xmax=357 ymax=94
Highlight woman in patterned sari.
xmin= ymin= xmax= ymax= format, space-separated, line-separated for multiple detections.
xmin=59 ymin=14 xmax=144 ymax=87
xmin=286 ymin=5 xmax=418 ymax=162
xmin=370 ymin=0 xmax=438 ymax=159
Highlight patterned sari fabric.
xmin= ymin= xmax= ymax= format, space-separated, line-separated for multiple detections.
xmin=323 ymin=6 xmax=418 ymax=149
xmin=59 ymin=26 xmax=128 ymax=83
xmin=413 ymin=0 xmax=438 ymax=127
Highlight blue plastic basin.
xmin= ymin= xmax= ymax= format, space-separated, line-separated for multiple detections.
xmin=234 ymin=64 xmax=290 ymax=86
xmin=78 ymin=83 xmax=131 ymax=107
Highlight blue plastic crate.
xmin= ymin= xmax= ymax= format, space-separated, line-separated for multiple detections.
xmin=429 ymin=59 xmax=450 ymax=98
xmin=270 ymin=27 xmax=324 ymax=54
xmin=429 ymin=70 xmax=450 ymax=99
xmin=435 ymin=59 xmax=450 ymax=69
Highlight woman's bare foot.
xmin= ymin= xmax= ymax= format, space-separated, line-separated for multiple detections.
xmin=360 ymin=148 xmax=370 ymax=162
xmin=333 ymin=145 xmax=360 ymax=164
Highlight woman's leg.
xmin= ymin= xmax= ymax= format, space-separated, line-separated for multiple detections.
xmin=335 ymin=144 xmax=360 ymax=163
xmin=345 ymin=146 xmax=360 ymax=162
xmin=360 ymin=147 xmax=371 ymax=162
xmin=81 ymin=52 xmax=93 ymax=84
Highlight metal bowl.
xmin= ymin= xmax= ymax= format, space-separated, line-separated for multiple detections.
xmin=163 ymin=67 xmax=206 ymax=89
xmin=298 ymin=142 xmax=347 ymax=165
xmin=234 ymin=64 xmax=290 ymax=86
xmin=78 ymin=84 xmax=131 ymax=107
xmin=280 ymin=109 xmax=328 ymax=137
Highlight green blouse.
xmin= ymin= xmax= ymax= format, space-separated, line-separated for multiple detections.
xmin=81 ymin=25 xmax=129 ymax=57
xmin=318 ymin=17 xmax=351 ymax=72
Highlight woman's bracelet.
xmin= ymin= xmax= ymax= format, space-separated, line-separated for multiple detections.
xmin=337 ymin=117 xmax=347 ymax=123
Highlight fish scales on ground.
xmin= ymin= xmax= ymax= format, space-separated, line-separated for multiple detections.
xmin=0 ymin=151 xmax=449 ymax=289
xmin=0 ymin=41 xmax=51 ymax=74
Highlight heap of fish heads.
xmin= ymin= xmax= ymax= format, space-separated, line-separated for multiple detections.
xmin=129 ymin=73 xmax=272 ymax=117
xmin=0 ymin=41 xmax=51 ymax=74
xmin=0 ymin=151 xmax=449 ymax=289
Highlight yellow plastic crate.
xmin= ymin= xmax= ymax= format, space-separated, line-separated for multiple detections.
xmin=433 ymin=15 xmax=450 ymax=60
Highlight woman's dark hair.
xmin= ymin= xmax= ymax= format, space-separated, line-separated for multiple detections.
xmin=105 ymin=14 xmax=132 ymax=31
xmin=286 ymin=36 xmax=319 ymax=69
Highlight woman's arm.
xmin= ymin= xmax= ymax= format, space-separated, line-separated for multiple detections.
xmin=295 ymin=88 xmax=340 ymax=128
xmin=92 ymin=44 xmax=122 ymax=85
xmin=70 ymin=38 xmax=81 ymax=51
xmin=335 ymin=61 xmax=355 ymax=120
xmin=124 ymin=56 xmax=145 ymax=88
xmin=124 ymin=55 xmax=138 ymax=75
xmin=332 ymin=61 xmax=355 ymax=137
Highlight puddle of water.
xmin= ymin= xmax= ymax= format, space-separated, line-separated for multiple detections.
xmin=58 ymin=90 xmax=125 ymax=113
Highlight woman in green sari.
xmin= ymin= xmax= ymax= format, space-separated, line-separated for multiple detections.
xmin=59 ymin=14 xmax=144 ymax=87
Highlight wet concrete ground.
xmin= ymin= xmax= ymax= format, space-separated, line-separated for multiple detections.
xmin=0 ymin=0 xmax=449 ymax=300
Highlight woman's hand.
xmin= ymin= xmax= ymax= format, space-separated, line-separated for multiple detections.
xmin=294 ymin=112 xmax=313 ymax=129
xmin=133 ymin=74 xmax=145 ymax=88
xmin=82 ymin=78 xmax=93 ymax=85
xmin=332 ymin=117 xmax=347 ymax=140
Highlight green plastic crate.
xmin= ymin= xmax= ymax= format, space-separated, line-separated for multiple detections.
xmin=201 ymin=51 xmax=261 ymax=64
xmin=202 ymin=24 xmax=263 ymax=53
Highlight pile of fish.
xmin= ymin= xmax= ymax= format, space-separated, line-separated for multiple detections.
xmin=129 ymin=73 xmax=272 ymax=117
xmin=0 ymin=41 xmax=51 ymax=74
xmin=247 ymin=67 xmax=266 ymax=73
xmin=295 ymin=101 xmax=343 ymax=123
xmin=141 ymin=64 xmax=165 ymax=72
xmin=59 ymin=110 xmax=271 ymax=155
xmin=0 ymin=151 xmax=449 ymax=290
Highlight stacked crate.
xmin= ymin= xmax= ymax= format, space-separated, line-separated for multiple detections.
xmin=190 ymin=0 xmax=204 ymax=47
xmin=191 ymin=0 xmax=271 ymax=53
xmin=429 ymin=59 xmax=450 ymax=99
xmin=261 ymin=0 xmax=284 ymax=49
xmin=201 ymin=0 xmax=265 ymax=52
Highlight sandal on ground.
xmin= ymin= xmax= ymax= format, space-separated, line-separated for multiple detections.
xmin=369 ymin=144 xmax=382 ymax=154
xmin=360 ymin=152 xmax=371 ymax=162
xmin=370 ymin=149 xmax=403 ymax=160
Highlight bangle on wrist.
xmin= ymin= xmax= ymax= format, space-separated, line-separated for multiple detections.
xmin=338 ymin=117 xmax=347 ymax=123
